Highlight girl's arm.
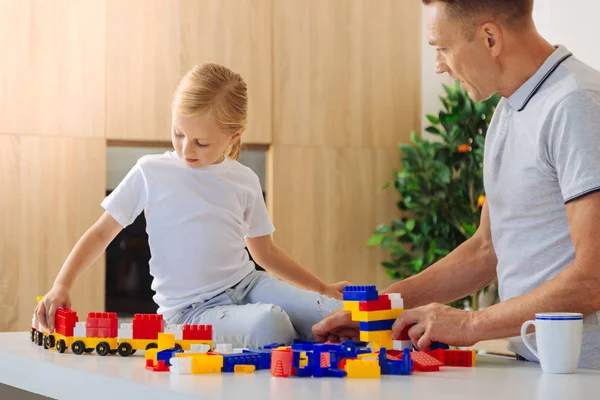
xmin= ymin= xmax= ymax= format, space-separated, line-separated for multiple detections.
xmin=35 ymin=211 xmax=123 ymax=331
xmin=246 ymin=235 xmax=348 ymax=299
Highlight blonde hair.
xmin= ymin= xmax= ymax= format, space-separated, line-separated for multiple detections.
xmin=172 ymin=63 xmax=247 ymax=160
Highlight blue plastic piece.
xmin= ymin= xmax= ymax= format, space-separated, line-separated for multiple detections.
xmin=342 ymin=285 xmax=378 ymax=301
xmin=243 ymin=349 xmax=272 ymax=370
xmin=221 ymin=353 xmax=262 ymax=372
xmin=157 ymin=348 xmax=182 ymax=366
xmin=262 ymin=342 xmax=286 ymax=350
xmin=378 ymin=348 xmax=413 ymax=375
xmin=359 ymin=319 xmax=395 ymax=331
xmin=430 ymin=341 xmax=450 ymax=350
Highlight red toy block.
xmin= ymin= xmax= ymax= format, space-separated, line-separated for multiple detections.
xmin=442 ymin=350 xmax=475 ymax=367
xmin=145 ymin=359 xmax=169 ymax=372
xmin=393 ymin=325 xmax=411 ymax=341
xmin=182 ymin=324 xmax=212 ymax=341
xmin=86 ymin=312 xmax=118 ymax=338
xmin=385 ymin=350 xmax=404 ymax=361
xmin=426 ymin=349 xmax=445 ymax=363
xmin=55 ymin=309 xmax=79 ymax=337
xmin=411 ymin=351 xmax=444 ymax=372
xmin=271 ymin=348 xmax=293 ymax=377
xmin=358 ymin=295 xmax=392 ymax=311
xmin=133 ymin=314 xmax=164 ymax=340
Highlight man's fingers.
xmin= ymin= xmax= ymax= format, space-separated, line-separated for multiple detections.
xmin=408 ymin=323 xmax=426 ymax=350
xmin=36 ymin=302 xmax=48 ymax=329
xmin=312 ymin=310 xmax=351 ymax=336
xmin=417 ymin=330 xmax=433 ymax=352
xmin=392 ymin=308 xmax=421 ymax=338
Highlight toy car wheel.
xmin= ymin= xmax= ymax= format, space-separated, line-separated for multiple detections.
xmin=145 ymin=343 xmax=158 ymax=350
xmin=56 ymin=339 xmax=67 ymax=354
xmin=96 ymin=342 xmax=110 ymax=356
xmin=84 ymin=348 xmax=94 ymax=353
xmin=118 ymin=342 xmax=133 ymax=357
xmin=30 ymin=330 xmax=35 ymax=342
xmin=36 ymin=332 xmax=44 ymax=346
xmin=72 ymin=340 xmax=86 ymax=355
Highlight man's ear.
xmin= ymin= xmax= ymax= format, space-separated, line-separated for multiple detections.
xmin=480 ymin=22 xmax=503 ymax=57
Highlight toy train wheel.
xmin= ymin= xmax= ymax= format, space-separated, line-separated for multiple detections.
xmin=84 ymin=348 xmax=94 ymax=353
xmin=96 ymin=342 xmax=110 ymax=356
xmin=56 ymin=339 xmax=67 ymax=354
xmin=43 ymin=335 xmax=49 ymax=349
xmin=36 ymin=332 xmax=44 ymax=346
xmin=30 ymin=330 xmax=35 ymax=342
xmin=72 ymin=340 xmax=86 ymax=355
xmin=145 ymin=343 xmax=158 ymax=350
xmin=131 ymin=350 xmax=136 ymax=355
xmin=118 ymin=343 xmax=133 ymax=357
xmin=44 ymin=335 xmax=55 ymax=349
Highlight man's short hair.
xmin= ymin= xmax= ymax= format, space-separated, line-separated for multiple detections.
xmin=423 ymin=0 xmax=534 ymax=38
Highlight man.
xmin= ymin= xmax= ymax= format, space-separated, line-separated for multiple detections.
xmin=313 ymin=0 xmax=600 ymax=369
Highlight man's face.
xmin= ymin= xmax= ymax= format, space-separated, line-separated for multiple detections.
xmin=425 ymin=3 xmax=498 ymax=102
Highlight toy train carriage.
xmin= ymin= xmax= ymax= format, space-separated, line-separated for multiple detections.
xmin=31 ymin=312 xmax=49 ymax=346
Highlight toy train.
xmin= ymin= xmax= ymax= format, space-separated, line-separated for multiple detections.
xmin=30 ymin=307 xmax=212 ymax=357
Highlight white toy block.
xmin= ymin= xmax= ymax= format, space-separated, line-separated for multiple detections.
xmin=189 ymin=344 xmax=210 ymax=353
xmin=387 ymin=293 xmax=404 ymax=310
xmin=118 ymin=323 xmax=133 ymax=339
xmin=165 ymin=324 xmax=183 ymax=340
xmin=31 ymin=314 xmax=39 ymax=330
xmin=233 ymin=348 xmax=249 ymax=354
xmin=170 ymin=357 xmax=192 ymax=375
xmin=393 ymin=340 xmax=413 ymax=351
xmin=215 ymin=343 xmax=233 ymax=353
xmin=74 ymin=322 xmax=87 ymax=338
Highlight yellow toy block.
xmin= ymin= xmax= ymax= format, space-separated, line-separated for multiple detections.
xmin=351 ymin=308 xmax=403 ymax=322
xmin=472 ymin=351 xmax=477 ymax=367
xmin=191 ymin=354 xmax=224 ymax=374
xmin=145 ymin=348 xmax=158 ymax=364
xmin=343 ymin=301 xmax=360 ymax=312
xmin=344 ymin=359 xmax=380 ymax=378
xmin=360 ymin=330 xmax=393 ymax=349
xmin=234 ymin=365 xmax=256 ymax=373
xmin=299 ymin=351 xmax=308 ymax=367
xmin=157 ymin=333 xmax=176 ymax=350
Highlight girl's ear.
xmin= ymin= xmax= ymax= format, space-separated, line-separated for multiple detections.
xmin=230 ymin=128 xmax=245 ymax=144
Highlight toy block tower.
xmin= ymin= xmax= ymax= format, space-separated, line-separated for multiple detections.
xmin=342 ymin=286 xmax=403 ymax=350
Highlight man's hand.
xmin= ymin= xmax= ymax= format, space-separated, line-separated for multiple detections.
xmin=312 ymin=309 xmax=360 ymax=342
xmin=392 ymin=303 xmax=479 ymax=351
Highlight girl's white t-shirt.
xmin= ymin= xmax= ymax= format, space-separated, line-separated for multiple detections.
xmin=101 ymin=151 xmax=275 ymax=319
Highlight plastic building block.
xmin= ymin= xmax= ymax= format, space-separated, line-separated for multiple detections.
xmin=411 ymin=351 xmax=444 ymax=372
xmin=157 ymin=333 xmax=176 ymax=350
xmin=271 ymin=348 xmax=293 ymax=377
xmin=430 ymin=341 xmax=450 ymax=350
xmin=189 ymin=344 xmax=210 ymax=353
xmin=379 ymin=348 xmax=413 ymax=375
xmin=244 ymin=349 xmax=272 ymax=370
xmin=55 ymin=308 xmax=79 ymax=338
xmin=387 ymin=294 xmax=404 ymax=309
xmin=393 ymin=340 xmax=413 ymax=351
xmin=394 ymin=324 xmax=411 ymax=341
xmin=118 ymin=323 xmax=133 ymax=339
xmin=344 ymin=359 xmax=380 ymax=378
xmin=165 ymin=324 xmax=184 ymax=340
xmin=73 ymin=322 xmax=86 ymax=338
xmin=132 ymin=314 xmax=164 ymax=340
xmin=146 ymin=359 xmax=169 ymax=372
xmin=170 ymin=357 xmax=192 ymax=375
xmin=359 ymin=330 xmax=393 ymax=349
xmin=358 ymin=296 xmax=392 ymax=311
xmin=343 ymin=286 xmax=378 ymax=301
xmin=263 ymin=342 xmax=286 ymax=350
xmin=426 ymin=349 xmax=445 ymax=363
xmin=221 ymin=353 xmax=261 ymax=372
xmin=233 ymin=348 xmax=249 ymax=353
xmin=234 ymin=365 xmax=256 ymax=373
xmin=182 ymin=324 xmax=212 ymax=341
xmin=351 ymin=309 xmax=403 ymax=322
xmin=215 ymin=343 xmax=233 ymax=353
xmin=343 ymin=301 xmax=361 ymax=312
xmin=359 ymin=319 xmax=395 ymax=331
xmin=86 ymin=312 xmax=117 ymax=338
xmin=157 ymin=348 xmax=183 ymax=366
xmin=441 ymin=350 xmax=476 ymax=367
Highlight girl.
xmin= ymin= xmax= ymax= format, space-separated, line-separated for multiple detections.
xmin=36 ymin=63 xmax=346 ymax=348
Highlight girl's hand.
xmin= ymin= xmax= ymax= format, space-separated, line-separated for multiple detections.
xmin=324 ymin=281 xmax=351 ymax=300
xmin=35 ymin=286 xmax=72 ymax=332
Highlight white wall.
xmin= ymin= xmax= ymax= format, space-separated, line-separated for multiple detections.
xmin=420 ymin=0 xmax=600 ymax=139
xmin=532 ymin=0 xmax=600 ymax=70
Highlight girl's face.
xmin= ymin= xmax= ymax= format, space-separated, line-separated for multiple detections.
xmin=171 ymin=112 xmax=239 ymax=168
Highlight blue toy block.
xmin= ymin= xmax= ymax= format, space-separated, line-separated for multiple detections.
xmin=359 ymin=319 xmax=396 ymax=331
xmin=243 ymin=349 xmax=272 ymax=370
xmin=378 ymin=348 xmax=413 ymax=375
xmin=221 ymin=353 xmax=261 ymax=372
xmin=157 ymin=348 xmax=182 ymax=366
xmin=262 ymin=342 xmax=286 ymax=350
xmin=430 ymin=341 xmax=450 ymax=350
xmin=342 ymin=285 xmax=378 ymax=301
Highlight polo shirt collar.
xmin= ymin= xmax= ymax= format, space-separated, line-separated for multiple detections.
xmin=508 ymin=45 xmax=573 ymax=112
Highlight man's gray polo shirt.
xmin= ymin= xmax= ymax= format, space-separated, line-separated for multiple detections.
xmin=483 ymin=45 xmax=600 ymax=368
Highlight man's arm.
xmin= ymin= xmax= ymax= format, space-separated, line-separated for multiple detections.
xmin=382 ymin=200 xmax=498 ymax=308
xmin=393 ymin=191 xmax=600 ymax=350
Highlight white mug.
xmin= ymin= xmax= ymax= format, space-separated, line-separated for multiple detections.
xmin=520 ymin=313 xmax=583 ymax=374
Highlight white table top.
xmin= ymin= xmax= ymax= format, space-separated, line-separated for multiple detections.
xmin=1 ymin=332 xmax=599 ymax=400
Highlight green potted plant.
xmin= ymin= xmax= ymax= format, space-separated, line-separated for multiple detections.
xmin=369 ymin=82 xmax=501 ymax=310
